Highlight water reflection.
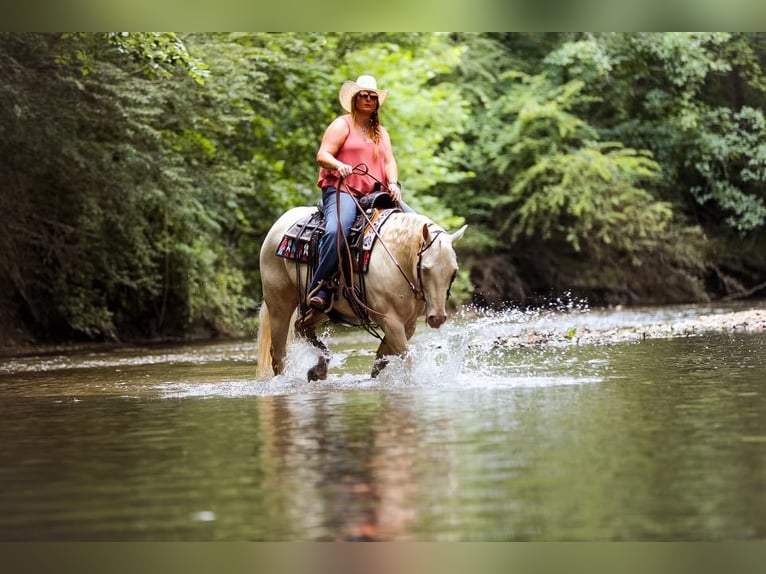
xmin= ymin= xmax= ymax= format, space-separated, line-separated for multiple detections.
xmin=0 ymin=305 xmax=765 ymax=540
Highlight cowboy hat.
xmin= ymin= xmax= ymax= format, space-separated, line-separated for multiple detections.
xmin=338 ymin=75 xmax=389 ymax=112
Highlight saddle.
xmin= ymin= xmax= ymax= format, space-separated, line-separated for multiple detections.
xmin=275 ymin=191 xmax=401 ymax=273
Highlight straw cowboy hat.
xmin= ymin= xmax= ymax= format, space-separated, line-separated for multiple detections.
xmin=338 ymin=75 xmax=389 ymax=112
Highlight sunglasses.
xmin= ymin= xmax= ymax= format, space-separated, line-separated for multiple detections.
xmin=356 ymin=91 xmax=379 ymax=101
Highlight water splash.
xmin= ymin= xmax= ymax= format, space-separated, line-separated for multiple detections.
xmin=7 ymin=294 xmax=608 ymax=399
xmin=369 ymin=295 xmax=604 ymax=390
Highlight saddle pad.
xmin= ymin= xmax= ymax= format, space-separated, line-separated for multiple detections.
xmin=275 ymin=208 xmax=397 ymax=273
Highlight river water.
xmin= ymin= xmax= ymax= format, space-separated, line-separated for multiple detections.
xmin=1 ymin=302 xmax=765 ymax=541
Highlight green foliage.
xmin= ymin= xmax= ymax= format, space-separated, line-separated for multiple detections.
xmin=2 ymin=32 xmax=766 ymax=344
xmin=475 ymin=69 xmax=674 ymax=260
xmin=106 ymin=32 xmax=210 ymax=85
xmin=543 ymin=34 xmax=614 ymax=85
xmin=510 ymin=143 xmax=669 ymax=255
xmin=448 ymin=269 xmax=473 ymax=309
xmin=0 ymin=32 xmax=473 ymax=342
xmin=543 ymin=32 xmax=766 ymax=236
xmin=686 ymin=106 xmax=766 ymax=231
xmin=0 ymin=32 xmax=252 ymax=339
xmin=451 ymin=35 xmax=716 ymax=304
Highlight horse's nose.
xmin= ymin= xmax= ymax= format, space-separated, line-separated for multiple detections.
xmin=427 ymin=312 xmax=446 ymax=329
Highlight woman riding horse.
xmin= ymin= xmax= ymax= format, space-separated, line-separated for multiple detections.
xmin=309 ymin=75 xmax=413 ymax=313
xmin=257 ymin=75 xmax=466 ymax=381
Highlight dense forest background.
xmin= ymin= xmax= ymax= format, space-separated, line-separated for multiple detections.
xmin=1 ymin=32 xmax=765 ymax=346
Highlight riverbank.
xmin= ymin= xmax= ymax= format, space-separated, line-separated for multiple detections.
xmin=2 ymin=303 xmax=765 ymax=360
xmin=0 ymin=332 xmax=241 ymax=360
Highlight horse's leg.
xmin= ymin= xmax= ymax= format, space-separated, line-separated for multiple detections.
xmin=295 ymin=309 xmax=331 ymax=381
xmin=371 ymin=340 xmax=392 ymax=377
xmin=267 ymin=299 xmax=297 ymax=376
xmin=371 ymin=319 xmax=410 ymax=378
xmin=399 ymin=319 xmax=418 ymax=372
xmin=404 ymin=318 xmax=418 ymax=341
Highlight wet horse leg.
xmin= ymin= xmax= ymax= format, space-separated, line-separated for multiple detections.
xmin=371 ymin=341 xmax=391 ymax=377
xmin=371 ymin=318 xmax=412 ymax=378
xmin=267 ymin=299 xmax=298 ymax=376
xmin=295 ymin=309 xmax=331 ymax=381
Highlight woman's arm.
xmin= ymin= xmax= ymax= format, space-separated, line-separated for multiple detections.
xmin=317 ymin=116 xmax=353 ymax=177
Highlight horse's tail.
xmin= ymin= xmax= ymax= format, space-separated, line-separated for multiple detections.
xmin=256 ymin=301 xmax=273 ymax=380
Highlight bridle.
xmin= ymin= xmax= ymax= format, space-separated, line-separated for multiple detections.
xmin=413 ymin=225 xmax=446 ymax=301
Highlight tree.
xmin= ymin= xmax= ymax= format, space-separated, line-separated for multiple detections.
xmin=543 ymin=32 xmax=766 ymax=297
xmin=0 ymin=32 xmax=473 ymax=344
xmin=0 ymin=33 xmax=259 ymax=340
xmin=443 ymin=33 xmax=710 ymax=305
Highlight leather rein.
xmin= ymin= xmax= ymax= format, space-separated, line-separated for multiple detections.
xmin=339 ymin=164 xmax=443 ymax=302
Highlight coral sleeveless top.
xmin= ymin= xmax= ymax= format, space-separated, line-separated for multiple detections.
xmin=317 ymin=115 xmax=389 ymax=196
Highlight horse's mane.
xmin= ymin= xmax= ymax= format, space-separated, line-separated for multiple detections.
xmin=383 ymin=212 xmax=439 ymax=261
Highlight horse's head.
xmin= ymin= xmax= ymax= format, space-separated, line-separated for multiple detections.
xmin=418 ymin=223 xmax=467 ymax=329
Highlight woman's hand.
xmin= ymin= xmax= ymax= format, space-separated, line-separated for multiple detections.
xmin=337 ymin=163 xmax=353 ymax=177
xmin=386 ymin=181 xmax=401 ymax=202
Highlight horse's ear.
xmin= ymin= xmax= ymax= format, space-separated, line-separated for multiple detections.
xmin=451 ymin=224 xmax=467 ymax=243
xmin=422 ymin=223 xmax=430 ymax=241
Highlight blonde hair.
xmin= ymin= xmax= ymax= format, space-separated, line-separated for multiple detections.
xmin=351 ymin=95 xmax=381 ymax=159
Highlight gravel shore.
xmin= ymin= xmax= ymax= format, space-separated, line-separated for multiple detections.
xmin=489 ymin=306 xmax=766 ymax=349
xmin=2 ymin=304 xmax=765 ymax=361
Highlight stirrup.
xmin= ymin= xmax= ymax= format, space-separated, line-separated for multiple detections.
xmin=309 ymin=294 xmax=332 ymax=312
xmin=305 ymin=282 xmax=334 ymax=313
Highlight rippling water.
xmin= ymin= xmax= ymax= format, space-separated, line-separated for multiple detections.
xmin=1 ymin=303 xmax=765 ymax=540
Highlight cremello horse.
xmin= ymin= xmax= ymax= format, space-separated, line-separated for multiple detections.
xmin=256 ymin=205 xmax=466 ymax=381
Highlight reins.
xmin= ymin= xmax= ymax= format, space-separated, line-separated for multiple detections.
xmin=320 ymin=163 xmax=444 ymax=338
xmin=340 ymin=164 xmax=426 ymax=299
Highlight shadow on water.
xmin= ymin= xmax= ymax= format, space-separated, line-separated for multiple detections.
xmin=1 ymin=300 xmax=765 ymax=540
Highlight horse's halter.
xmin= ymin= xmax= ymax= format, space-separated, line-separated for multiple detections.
xmin=414 ymin=226 xmax=446 ymax=301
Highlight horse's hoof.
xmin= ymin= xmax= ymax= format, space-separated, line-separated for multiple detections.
xmin=308 ymin=363 xmax=328 ymax=381
xmin=371 ymin=357 xmax=388 ymax=378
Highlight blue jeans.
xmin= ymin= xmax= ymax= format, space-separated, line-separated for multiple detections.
xmin=309 ymin=187 xmax=414 ymax=296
